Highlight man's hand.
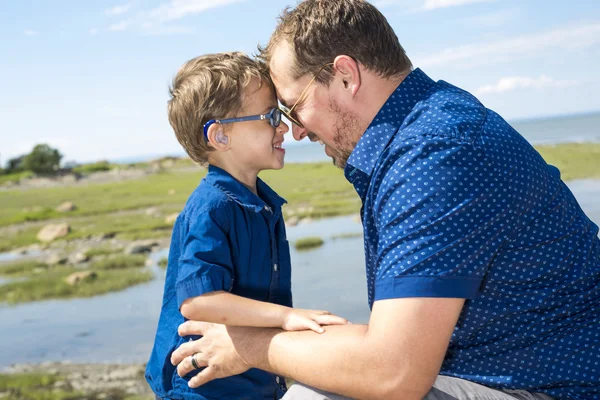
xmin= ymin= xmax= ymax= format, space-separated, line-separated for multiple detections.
xmin=282 ymin=308 xmax=348 ymax=333
xmin=170 ymin=321 xmax=251 ymax=388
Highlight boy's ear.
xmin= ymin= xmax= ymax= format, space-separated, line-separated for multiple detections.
xmin=206 ymin=124 xmax=230 ymax=150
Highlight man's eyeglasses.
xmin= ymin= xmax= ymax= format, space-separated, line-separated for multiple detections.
xmin=203 ymin=107 xmax=283 ymax=141
xmin=279 ymin=63 xmax=334 ymax=128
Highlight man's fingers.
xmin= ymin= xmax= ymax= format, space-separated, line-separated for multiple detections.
xmin=178 ymin=320 xmax=211 ymax=337
xmin=188 ymin=366 xmax=217 ymax=388
xmin=170 ymin=340 xmax=197 ymax=365
xmin=315 ymin=314 xmax=348 ymax=326
xmin=176 ymin=354 xmax=195 ymax=377
xmin=177 ymin=353 xmax=209 ymax=377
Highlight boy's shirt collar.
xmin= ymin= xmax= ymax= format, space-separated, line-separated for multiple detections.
xmin=205 ymin=165 xmax=287 ymax=212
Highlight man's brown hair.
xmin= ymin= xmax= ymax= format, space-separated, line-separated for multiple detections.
xmin=258 ymin=0 xmax=412 ymax=84
xmin=168 ymin=52 xmax=272 ymax=164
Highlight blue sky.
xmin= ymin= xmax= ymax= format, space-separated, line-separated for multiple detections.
xmin=1 ymin=0 xmax=599 ymax=164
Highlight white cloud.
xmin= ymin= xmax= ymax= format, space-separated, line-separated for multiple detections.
xmin=24 ymin=29 xmax=38 ymax=37
xmin=89 ymin=28 xmax=99 ymax=36
xmin=106 ymin=0 xmax=244 ymax=34
xmin=423 ymin=0 xmax=494 ymax=10
xmin=146 ymin=0 xmax=246 ymax=22
xmin=108 ymin=21 xmax=129 ymax=32
xmin=106 ymin=4 xmax=132 ymax=15
xmin=475 ymin=75 xmax=579 ymax=95
xmin=417 ymin=22 xmax=600 ymax=68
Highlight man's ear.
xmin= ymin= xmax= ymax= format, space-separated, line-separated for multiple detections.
xmin=332 ymin=55 xmax=361 ymax=97
xmin=206 ymin=124 xmax=230 ymax=150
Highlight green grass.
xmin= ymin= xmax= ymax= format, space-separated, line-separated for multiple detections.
xmin=90 ymin=254 xmax=146 ymax=270
xmin=0 ymin=171 xmax=34 ymax=186
xmin=0 ymin=266 xmax=154 ymax=304
xmin=72 ymin=161 xmax=114 ymax=175
xmin=0 ymin=372 xmax=82 ymax=400
xmin=84 ymin=246 xmax=123 ymax=258
xmin=536 ymin=143 xmax=600 ymax=181
xmin=0 ymin=170 xmax=203 ymax=227
xmin=0 ymin=210 xmax=174 ymax=252
xmin=0 ymin=144 xmax=598 ymax=253
xmin=0 ymin=260 xmax=48 ymax=277
xmin=158 ymin=257 xmax=168 ymax=269
xmin=0 ymin=372 xmax=153 ymax=400
xmin=295 ymin=236 xmax=325 ymax=251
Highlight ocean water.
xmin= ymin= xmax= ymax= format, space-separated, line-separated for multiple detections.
xmin=283 ymin=111 xmax=600 ymax=164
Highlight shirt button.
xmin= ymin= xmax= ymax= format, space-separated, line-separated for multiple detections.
xmin=276 ymin=376 xmax=280 ymax=384
xmin=273 ymin=264 xmax=278 ymax=271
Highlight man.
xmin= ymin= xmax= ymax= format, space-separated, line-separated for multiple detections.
xmin=170 ymin=1 xmax=600 ymax=399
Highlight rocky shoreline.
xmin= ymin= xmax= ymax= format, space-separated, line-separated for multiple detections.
xmin=2 ymin=362 xmax=154 ymax=399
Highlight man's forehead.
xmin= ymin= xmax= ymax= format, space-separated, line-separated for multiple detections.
xmin=270 ymin=72 xmax=294 ymax=107
xmin=268 ymin=42 xmax=298 ymax=105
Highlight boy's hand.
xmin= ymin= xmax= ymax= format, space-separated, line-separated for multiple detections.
xmin=281 ymin=308 xmax=348 ymax=334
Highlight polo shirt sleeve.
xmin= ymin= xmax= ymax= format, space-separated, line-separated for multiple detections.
xmin=175 ymin=205 xmax=234 ymax=309
xmin=373 ymin=137 xmax=513 ymax=302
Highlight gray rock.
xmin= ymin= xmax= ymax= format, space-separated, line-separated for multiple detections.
xmin=165 ymin=212 xmax=179 ymax=224
xmin=37 ymin=223 xmax=70 ymax=243
xmin=125 ymin=240 xmax=158 ymax=255
xmin=145 ymin=207 xmax=160 ymax=216
xmin=65 ymin=271 xmax=97 ymax=285
xmin=286 ymin=216 xmax=299 ymax=227
xmin=52 ymin=380 xmax=69 ymax=390
xmin=55 ymin=201 xmax=77 ymax=212
xmin=47 ymin=253 xmax=67 ymax=265
xmin=68 ymin=251 xmax=89 ymax=264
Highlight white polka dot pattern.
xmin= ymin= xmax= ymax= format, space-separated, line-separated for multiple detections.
xmin=344 ymin=69 xmax=600 ymax=399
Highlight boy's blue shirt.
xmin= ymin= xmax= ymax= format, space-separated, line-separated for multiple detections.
xmin=146 ymin=165 xmax=291 ymax=400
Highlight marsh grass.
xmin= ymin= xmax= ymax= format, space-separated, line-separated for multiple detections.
xmin=90 ymin=254 xmax=146 ymax=270
xmin=0 ymin=372 xmax=152 ymax=400
xmin=0 ymin=260 xmax=48 ymax=277
xmin=295 ymin=237 xmax=325 ymax=251
xmin=84 ymin=246 xmax=123 ymax=258
xmin=0 ymin=372 xmax=81 ymax=400
xmin=0 ymin=264 xmax=153 ymax=304
xmin=158 ymin=257 xmax=168 ymax=269
xmin=0 ymin=145 xmax=599 ymax=253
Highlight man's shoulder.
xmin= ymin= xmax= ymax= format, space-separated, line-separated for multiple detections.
xmin=397 ymin=79 xmax=488 ymax=143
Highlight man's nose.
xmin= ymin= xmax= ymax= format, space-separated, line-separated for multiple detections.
xmin=292 ymin=124 xmax=308 ymax=141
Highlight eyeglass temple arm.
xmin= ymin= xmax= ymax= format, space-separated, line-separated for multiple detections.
xmin=203 ymin=111 xmax=274 ymax=140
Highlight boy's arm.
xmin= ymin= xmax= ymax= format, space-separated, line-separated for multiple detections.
xmin=181 ymin=291 xmax=345 ymax=332
xmin=180 ymin=291 xmax=289 ymax=328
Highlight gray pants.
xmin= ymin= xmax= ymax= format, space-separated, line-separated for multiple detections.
xmin=282 ymin=375 xmax=554 ymax=400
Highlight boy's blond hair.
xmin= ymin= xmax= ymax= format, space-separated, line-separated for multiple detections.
xmin=168 ymin=52 xmax=272 ymax=164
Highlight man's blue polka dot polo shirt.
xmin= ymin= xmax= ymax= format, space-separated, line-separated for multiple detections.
xmin=345 ymin=68 xmax=600 ymax=400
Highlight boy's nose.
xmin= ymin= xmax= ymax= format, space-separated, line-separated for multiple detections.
xmin=278 ymin=120 xmax=290 ymax=135
xmin=292 ymin=124 xmax=308 ymax=141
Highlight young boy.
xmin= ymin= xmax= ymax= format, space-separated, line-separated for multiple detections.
xmin=145 ymin=52 xmax=347 ymax=400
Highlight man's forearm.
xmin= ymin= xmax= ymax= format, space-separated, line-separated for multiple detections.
xmin=231 ymin=324 xmax=408 ymax=400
